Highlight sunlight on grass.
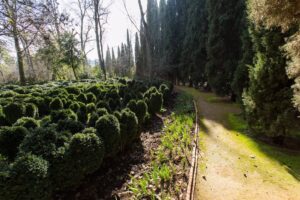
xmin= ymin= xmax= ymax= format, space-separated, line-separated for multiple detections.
xmin=128 ymin=92 xmax=195 ymax=199
xmin=227 ymin=113 xmax=300 ymax=185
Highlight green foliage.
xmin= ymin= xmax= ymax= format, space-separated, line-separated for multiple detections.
xmin=243 ymin=28 xmax=295 ymax=141
xmin=206 ymin=0 xmax=244 ymax=96
xmin=0 ymin=126 xmax=28 ymax=161
xmin=20 ymin=127 xmax=71 ymax=160
xmin=95 ymin=114 xmax=121 ymax=156
xmin=14 ymin=117 xmax=39 ymax=129
xmin=148 ymin=92 xmax=163 ymax=115
xmin=69 ymin=101 xmax=80 ymax=112
xmin=86 ymin=93 xmax=97 ymax=103
xmin=50 ymin=109 xmax=77 ymax=123
xmin=3 ymin=103 xmax=25 ymax=124
xmin=119 ymin=108 xmax=139 ymax=148
xmin=127 ymin=100 xmax=148 ymax=125
xmin=159 ymin=84 xmax=171 ymax=102
xmin=54 ymin=133 xmax=104 ymax=190
xmin=77 ymin=93 xmax=87 ymax=103
xmin=25 ymin=103 xmax=39 ymax=118
xmin=57 ymin=119 xmax=84 ymax=134
xmin=86 ymin=103 xmax=96 ymax=113
xmin=0 ymin=154 xmax=51 ymax=200
xmin=49 ymin=98 xmax=64 ymax=110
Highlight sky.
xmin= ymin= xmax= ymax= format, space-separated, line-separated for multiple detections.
xmin=63 ymin=0 xmax=147 ymax=60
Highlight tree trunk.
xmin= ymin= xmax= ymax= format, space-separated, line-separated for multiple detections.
xmin=13 ymin=25 xmax=26 ymax=85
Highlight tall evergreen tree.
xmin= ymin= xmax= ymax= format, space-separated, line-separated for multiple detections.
xmin=105 ymin=46 xmax=112 ymax=76
xmin=243 ymin=28 xmax=295 ymax=144
xmin=206 ymin=0 xmax=244 ymax=97
xmin=180 ymin=0 xmax=208 ymax=87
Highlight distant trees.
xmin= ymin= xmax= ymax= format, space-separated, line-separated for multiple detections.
xmin=104 ymin=30 xmax=134 ymax=78
xmin=131 ymin=0 xmax=299 ymax=140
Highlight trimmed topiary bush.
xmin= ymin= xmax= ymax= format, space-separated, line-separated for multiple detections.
xmin=0 ymin=126 xmax=28 ymax=161
xmin=95 ymin=114 xmax=120 ymax=156
xmin=87 ymin=112 xmax=99 ymax=127
xmin=144 ymin=86 xmax=158 ymax=99
xmin=159 ymin=84 xmax=171 ymax=102
xmin=14 ymin=117 xmax=39 ymax=129
xmin=50 ymin=133 xmax=104 ymax=191
xmin=3 ymin=103 xmax=25 ymax=124
xmin=49 ymin=98 xmax=63 ymax=110
xmin=20 ymin=127 xmax=71 ymax=161
xmin=96 ymin=108 xmax=109 ymax=117
xmin=25 ymin=103 xmax=39 ymax=118
xmin=148 ymin=92 xmax=163 ymax=115
xmin=0 ymin=154 xmax=51 ymax=200
xmin=86 ymin=103 xmax=96 ymax=114
xmin=57 ymin=119 xmax=84 ymax=134
xmin=86 ymin=92 xmax=97 ymax=103
xmin=82 ymin=127 xmax=97 ymax=135
xmin=119 ymin=109 xmax=138 ymax=148
xmin=77 ymin=93 xmax=87 ymax=103
xmin=96 ymin=100 xmax=111 ymax=111
xmin=69 ymin=101 xmax=80 ymax=112
xmin=127 ymin=99 xmax=148 ymax=125
xmin=50 ymin=109 xmax=77 ymax=123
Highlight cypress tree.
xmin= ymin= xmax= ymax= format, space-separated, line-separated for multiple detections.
xmin=243 ymin=27 xmax=295 ymax=144
xmin=206 ymin=0 xmax=243 ymax=97
xmin=180 ymin=0 xmax=208 ymax=87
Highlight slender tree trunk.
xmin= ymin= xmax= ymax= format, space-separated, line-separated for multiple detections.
xmin=13 ymin=25 xmax=26 ymax=85
xmin=94 ymin=0 xmax=106 ymax=80
xmin=138 ymin=0 xmax=153 ymax=79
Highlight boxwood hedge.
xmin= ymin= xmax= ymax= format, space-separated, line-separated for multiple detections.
xmin=0 ymin=78 xmax=173 ymax=198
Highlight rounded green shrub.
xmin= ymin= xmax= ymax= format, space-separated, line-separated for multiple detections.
xmin=40 ymin=116 xmax=52 ymax=127
xmin=119 ymin=109 xmax=138 ymax=148
xmin=0 ymin=107 xmax=8 ymax=126
xmin=0 ymin=126 xmax=28 ymax=161
xmin=86 ymin=92 xmax=97 ymax=103
xmin=57 ymin=119 xmax=84 ymax=134
xmin=49 ymin=98 xmax=63 ymax=110
xmin=25 ymin=103 xmax=39 ymax=118
xmin=96 ymin=108 xmax=108 ymax=116
xmin=51 ymin=133 xmax=104 ymax=191
xmin=68 ymin=133 xmax=105 ymax=175
xmin=148 ymin=92 xmax=163 ymax=115
xmin=108 ymin=98 xmax=120 ymax=111
xmin=96 ymin=100 xmax=111 ymax=111
xmin=77 ymin=93 xmax=87 ymax=103
xmin=50 ymin=109 xmax=77 ymax=123
xmin=127 ymin=100 xmax=148 ymax=125
xmin=20 ymin=127 xmax=71 ymax=161
xmin=66 ymin=86 xmax=81 ymax=95
xmin=69 ymin=101 xmax=80 ymax=112
xmin=86 ymin=103 xmax=96 ymax=114
xmin=82 ymin=127 xmax=97 ymax=135
xmin=14 ymin=117 xmax=39 ymax=129
xmin=87 ymin=112 xmax=99 ymax=127
xmin=95 ymin=114 xmax=120 ymax=156
xmin=159 ymin=84 xmax=171 ymax=102
xmin=3 ymin=103 xmax=25 ymax=124
xmin=144 ymin=86 xmax=158 ymax=99
xmin=1 ymin=154 xmax=51 ymax=200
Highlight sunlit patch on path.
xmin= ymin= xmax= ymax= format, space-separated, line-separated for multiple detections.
xmin=178 ymin=86 xmax=300 ymax=200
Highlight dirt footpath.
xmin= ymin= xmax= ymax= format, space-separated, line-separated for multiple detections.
xmin=178 ymin=86 xmax=300 ymax=200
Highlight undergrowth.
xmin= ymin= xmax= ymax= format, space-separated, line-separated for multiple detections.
xmin=128 ymin=92 xmax=195 ymax=199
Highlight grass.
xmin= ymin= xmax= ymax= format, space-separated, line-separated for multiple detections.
xmin=128 ymin=92 xmax=195 ymax=199
xmin=227 ymin=113 xmax=300 ymax=184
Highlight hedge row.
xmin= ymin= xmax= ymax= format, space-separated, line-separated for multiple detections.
xmin=0 ymin=78 xmax=172 ymax=200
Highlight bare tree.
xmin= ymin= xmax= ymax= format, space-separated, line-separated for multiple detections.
xmin=92 ymin=0 xmax=111 ymax=80
xmin=0 ymin=0 xmax=48 ymax=84
xmin=74 ymin=0 xmax=93 ymax=74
